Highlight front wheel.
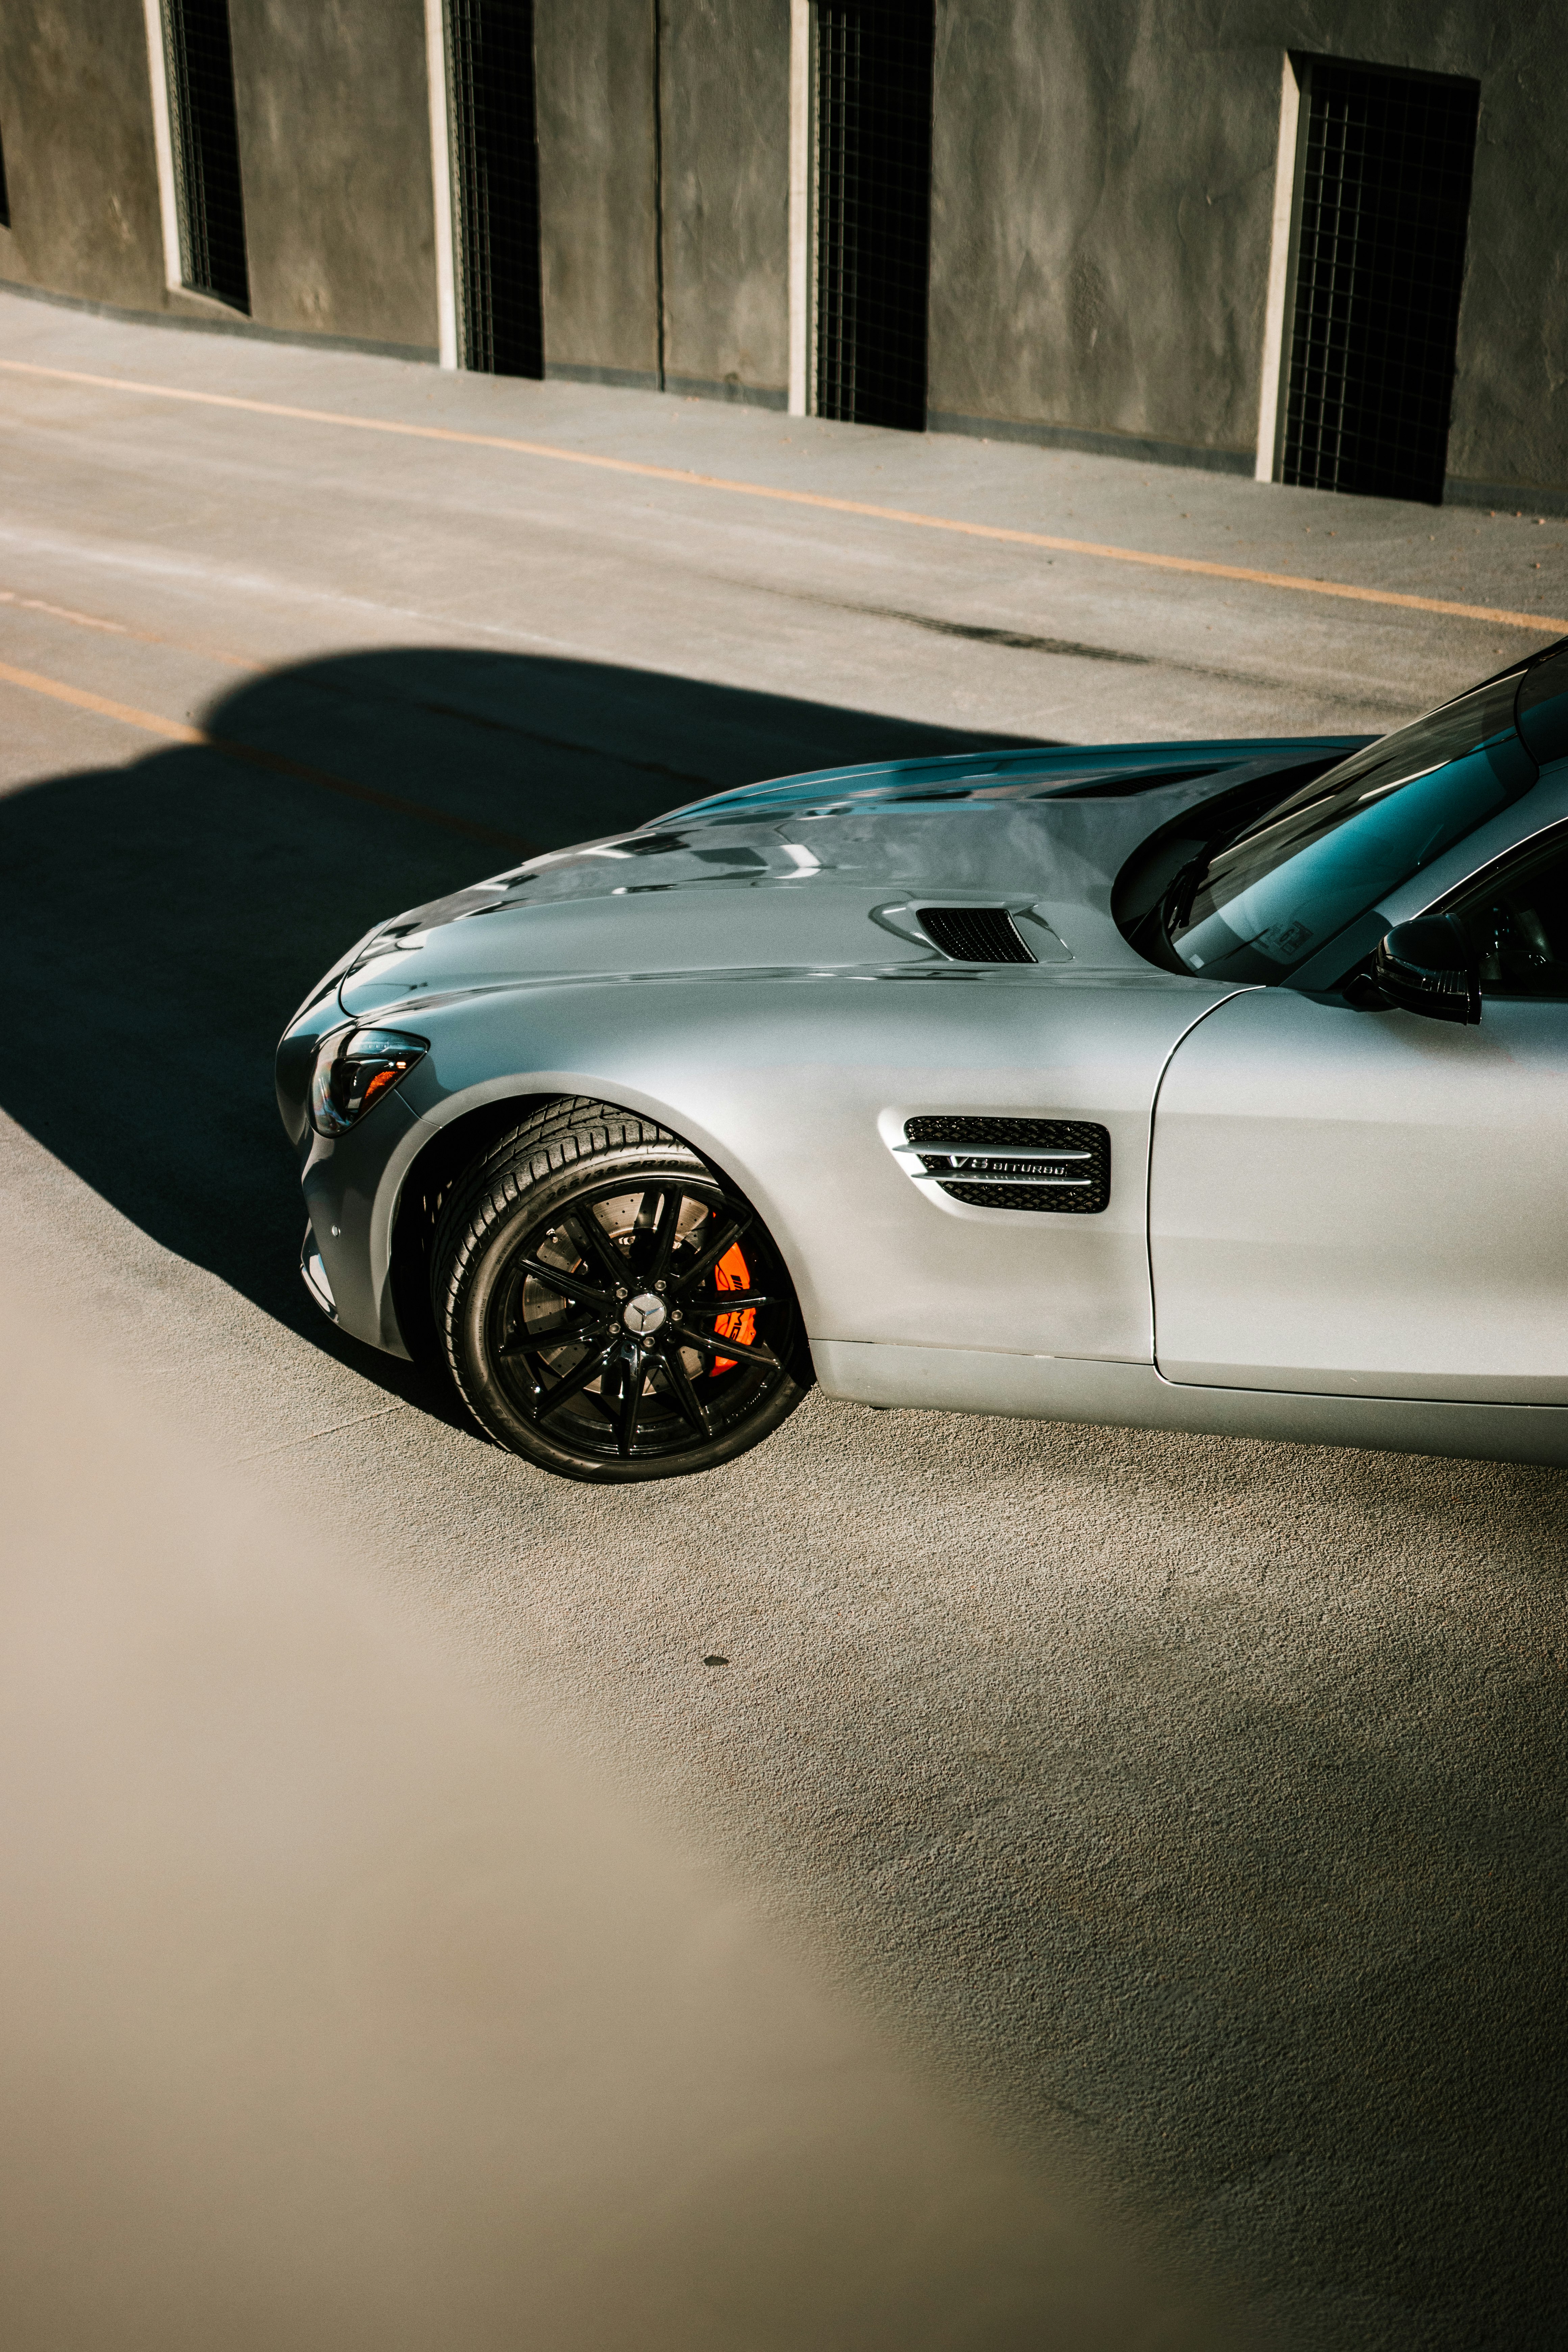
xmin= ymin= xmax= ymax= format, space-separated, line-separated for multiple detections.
xmin=431 ymin=1099 xmax=811 ymax=1483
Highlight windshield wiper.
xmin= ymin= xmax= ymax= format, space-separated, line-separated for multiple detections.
xmin=1162 ymin=854 xmax=1207 ymax=939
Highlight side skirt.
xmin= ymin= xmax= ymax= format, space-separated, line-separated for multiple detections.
xmin=812 ymin=1341 xmax=1568 ymax=1469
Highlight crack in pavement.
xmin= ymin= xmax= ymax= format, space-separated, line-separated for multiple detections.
xmin=236 ymin=1403 xmax=410 ymax=1465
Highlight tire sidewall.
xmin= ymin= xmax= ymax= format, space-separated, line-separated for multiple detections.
xmin=443 ymin=1142 xmax=808 ymax=1483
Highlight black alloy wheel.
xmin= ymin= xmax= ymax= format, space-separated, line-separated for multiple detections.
xmin=432 ymin=1099 xmax=810 ymax=1482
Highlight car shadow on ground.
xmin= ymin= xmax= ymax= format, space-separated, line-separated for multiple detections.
xmin=0 ymin=645 xmax=1047 ymax=1407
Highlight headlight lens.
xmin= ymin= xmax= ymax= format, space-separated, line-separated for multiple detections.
xmin=309 ymin=1027 xmax=428 ymax=1136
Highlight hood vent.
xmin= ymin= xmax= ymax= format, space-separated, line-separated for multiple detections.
xmin=916 ymin=906 xmax=1035 ymax=964
xmin=893 ymin=1116 xmax=1110 ymax=1213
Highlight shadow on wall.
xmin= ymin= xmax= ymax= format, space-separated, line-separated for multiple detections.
xmin=0 ymin=645 xmax=1045 ymax=1402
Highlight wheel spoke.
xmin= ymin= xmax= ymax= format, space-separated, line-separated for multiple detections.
xmin=615 ymin=1345 xmax=647 ymax=1457
xmin=658 ymin=1343 xmax=712 ymax=1439
xmin=644 ymin=1184 xmax=686 ymax=1290
xmin=670 ymin=1210 xmax=754 ymax=1294
xmin=634 ymin=1189 xmax=667 ymax=1240
xmin=567 ymin=1206 xmax=632 ymax=1291
xmin=535 ymin=1339 xmax=618 ymax=1423
xmin=498 ymin=1317 xmax=605 ymax=1361
xmin=514 ymin=1254 xmax=614 ymax=1310
xmin=574 ymin=1379 xmax=622 ymax=1430
xmin=676 ymin=1324 xmax=780 ymax=1373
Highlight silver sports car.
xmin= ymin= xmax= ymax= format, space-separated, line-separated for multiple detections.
xmin=276 ymin=639 xmax=1568 ymax=1482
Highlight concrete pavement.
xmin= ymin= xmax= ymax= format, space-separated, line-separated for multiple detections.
xmin=3 ymin=1262 xmax=1232 ymax=2352
xmin=2 ymin=287 xmax=1567 ymax=2349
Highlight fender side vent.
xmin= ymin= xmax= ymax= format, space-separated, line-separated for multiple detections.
xmin=917 ymin=906 xmax=1035 ymax=963
xmin=898 ymin=1116 xmax=1110 ymax=1213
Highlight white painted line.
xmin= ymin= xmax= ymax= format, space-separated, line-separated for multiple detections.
xmin=0 ymin=518 xmax=605 ymax=661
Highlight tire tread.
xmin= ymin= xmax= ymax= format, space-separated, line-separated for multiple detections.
xmin=432 ymin=1097 xmax=750 ymax=1469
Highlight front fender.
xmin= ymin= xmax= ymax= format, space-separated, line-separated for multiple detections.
xmin=351 ymin=964 xmax=1227 ymax=1367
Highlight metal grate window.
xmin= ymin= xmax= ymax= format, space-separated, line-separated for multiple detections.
xmin=1281 ymin=60 xmax=1478 ymax=505
xmin=161 ymin=0 xmax=249 ymax=311
xmin=445 ymin=0 xmax=544 ymax=378
xmin=814 ymin=0 xmax=933 ymax=432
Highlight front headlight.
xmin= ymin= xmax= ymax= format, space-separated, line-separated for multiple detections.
xmin=309 ymin=1027 xmax=428 ymax=1136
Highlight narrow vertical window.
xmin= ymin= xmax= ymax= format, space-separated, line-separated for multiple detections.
xmin=161 ymin=0 xmax=249 ymax=311
xmin=0 ymin=113 xmax=10 ymax=229
xmin=1281 ymin=60 xmax=1478 ymax=505
xmin=445 ymin=0 xmax=545 ymax=378
xmin=814 ymin=0 xmax=933 ymax=432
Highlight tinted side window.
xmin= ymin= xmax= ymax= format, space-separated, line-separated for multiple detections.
xmin=1463 ymin=833 xmax=1568 ymax=999
xmin=1517 ymin=644 xmax=1568 ymax=768
xmin=1166 ymin=668 xmax=1530 ymax=985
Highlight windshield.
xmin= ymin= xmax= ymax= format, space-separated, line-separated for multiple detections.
xmin=1167 ymin=669 xmax=1533 ymax=983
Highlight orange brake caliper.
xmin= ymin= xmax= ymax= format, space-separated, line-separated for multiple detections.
xmin=710 ymin=1243 xmax=756 ymax=1373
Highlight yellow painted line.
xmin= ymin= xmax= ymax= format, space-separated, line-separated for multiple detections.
xmin=0 ymin=657 xmax=201 ymax=741
xmin=0 ymin=656 xmax=534 ymax=852
xmin=0 ymin=586 xmax=132 ymax=636
xmin=4 ymin=356 xmax=1567 ymax=637
xmin=0 ymin=583 xmax=261 ymax=669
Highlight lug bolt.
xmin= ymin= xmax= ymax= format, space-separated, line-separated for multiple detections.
xmin=617 ymin=1288 xmax=628 ymax=1300
xmin=672 ymin=1309 xmax=683 ymax=1322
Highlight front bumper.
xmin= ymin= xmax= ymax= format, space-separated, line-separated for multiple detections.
xmin=300 ymin=1225 xmax=339 ymax=1322
xmin=278 ymin=976 xmax=430 ymax=1360
xmin=295 ymin=1086 xmax=421 ymax=1358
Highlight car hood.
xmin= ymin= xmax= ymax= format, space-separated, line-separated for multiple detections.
xmin=337 ymin=735 xmax=1365 ymax=1021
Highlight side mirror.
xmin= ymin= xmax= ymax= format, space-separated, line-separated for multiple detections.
xmin=1373 ymin=913 xmax=1480 ymax=1024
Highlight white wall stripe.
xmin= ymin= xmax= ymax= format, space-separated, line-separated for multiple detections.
xmin=1255 ymin=51 xmax=1302 ymax=485
xmin=140 ymin=0 xmax=183 ymax=295
xmin=424 ymin=0 xmax=459 ymax=370
xmin=787 ymin=0 xmax=812 ymax=417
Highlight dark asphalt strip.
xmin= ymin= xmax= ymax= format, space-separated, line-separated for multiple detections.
xmin=757 ymin=586 xmax=1430 ymax=711
xmin=863 ymin=610 xmax=1152 ymax=664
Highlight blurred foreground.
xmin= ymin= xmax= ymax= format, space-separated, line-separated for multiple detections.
xmin=0 ymin=1267 xmax=1227 ymax=2351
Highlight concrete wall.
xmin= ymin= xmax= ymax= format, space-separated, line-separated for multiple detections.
xmin=0 ymin=0 xmax=436 ymax=355
xmin=228 ymin=0 xmax=437 ymax=354
xmin=660 ymin=0 xmax=790 ymax=403
xmin=928 ymin=2 xmax=1279 ymax=469
xmin=1438 ymin=14 xmax=1568 ymax=501
xmin=0 ymin=0 xmax=167 ymax=311
xmin=927 ymin=0 xmax=1568 ymax=498
xmin=532 ymin=0 xmax=789 ymax=399
xmin=534 ymin=0 xmax=660 ymax=385
xmin=3 ymin=0 xmax=1567 ymax=499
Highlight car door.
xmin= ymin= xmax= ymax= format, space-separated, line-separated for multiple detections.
xmin=1148 ymin=828 xmax=1568 ymax=1404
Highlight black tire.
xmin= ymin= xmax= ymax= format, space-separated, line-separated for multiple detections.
xmin=431 ymin=1097 xmax=812 ymax=1483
